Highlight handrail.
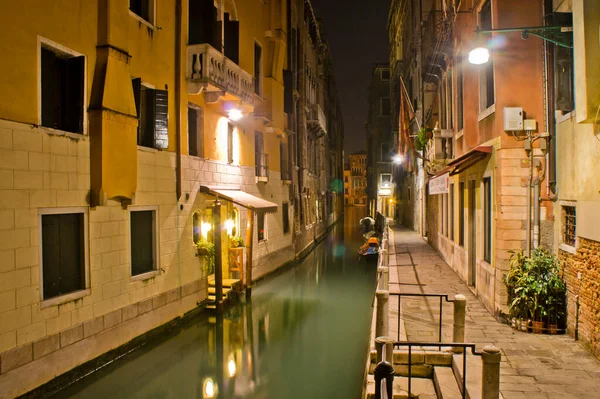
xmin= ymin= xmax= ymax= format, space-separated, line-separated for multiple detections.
xmin=389 ymin=293 xmax=455 ymax=346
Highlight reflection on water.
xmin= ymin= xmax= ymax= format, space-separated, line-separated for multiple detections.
xmin=56 ymin=207 xmax=376 ymax=399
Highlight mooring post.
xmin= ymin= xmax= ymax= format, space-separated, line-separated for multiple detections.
xmin=452 ymin=294 xmax=467 ymax=353
xmin=377 ymin=266 xmax=389 ymax=291
xmin=375 ymin=336 xmax=394 ymax=364
xmin=481 ymin=345 xmax=501 ymax=399
xmin=376 ymin=290 xmax=390 ymax=338
xmin=374 ymin=359 xmax=394 ymax=399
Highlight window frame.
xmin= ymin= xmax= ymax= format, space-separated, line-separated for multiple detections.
xmin=459 ymin=181 xmax=465 ymax=247
xmin=129 ymin=205 xmax=160 ymax=281
xmin=380 ymin=173 xmax=392 ymax=184
xmin=38 ymin=36 xmax=87 ymax=136
xmin=380 ymin=69 xmax=390 ymax=81
xmin=257 ymin=212 xmax=267 ymax=242
xmin=254 ymin=41 xmax=263 ymax=97
xmin=38 ymin=207 xmax=90 ymax=308
xmin=561 ymin=202 xmax=577 ymax=251
xmin=448 ymin=183 xmax=454 ymax=241
xmin=282 ymin=202 xmax=290 ymax=234
xmin=483 ymin=177 xmax=492 ymax=263
xmin=129 ymin=0 xmax=156 ymax=28
xmin=188 ymin=104 xmax=204 ymax=158
xmin=477 ymin=0 xmax=495 ymax=114
xmin=380 ymin=97 xmax=391 ymax=116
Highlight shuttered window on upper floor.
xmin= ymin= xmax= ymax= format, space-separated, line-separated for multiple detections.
xmin=132 ymin=78 xmax=169 ymax=150
xmin=130 ymin=209 xmax=157 ymax=277
xmin=130 ymin=0 xmax=154 ymax=25
xmin=188 ymin=106 xmax=204 ymax=157
xmin=41 ymin=47 xmax=84 ymax=134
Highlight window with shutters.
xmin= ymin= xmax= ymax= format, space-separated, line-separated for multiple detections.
xmin=130 ymin=207 xmax=159 ymax=277
xmin=132 ymin=79 xmax=169 ymax=149
xmin=129 ymin=0 xmax=155 ymax=25
xmin=40 ymin=209 xmax=88 ymax=301
xmin=223 ymin=13 xmax=239 ymax=64
xmin=188 ymin=0 xmax=221 ymax=49
xmin=188 ymin=105 xmax=204 ymax=157
xmin=478 ymin=1 xmax=495 ymax=111
xmin=41 ymin=43 xmax=85 ymax=134
xmin=257 ymin=213 xmax=267 ymax=241
xmin=280 ymin=141 xmax=290 ymax=181
xmin=254 ymin=42 xmax=263 ymax=96
xmin=554 ymin=13 xmax=574 ymax=114
xmin=282 ymin=202 xmax=290 ymax=234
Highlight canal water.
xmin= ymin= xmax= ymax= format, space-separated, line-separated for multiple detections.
xmin=55 ymin=207 xmax=376 ymax=399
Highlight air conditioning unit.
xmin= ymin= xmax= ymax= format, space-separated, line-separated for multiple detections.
xmin=504 ymin=107 xmax=523 ymax=132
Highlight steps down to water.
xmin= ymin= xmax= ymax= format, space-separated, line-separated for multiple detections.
xmin=205 ymin=278 xmax=241 ymax=310
xmin=433 ymin=367 xmax=463 ymax=399
xmin=366 ymin=374 xmax=437 ymax=399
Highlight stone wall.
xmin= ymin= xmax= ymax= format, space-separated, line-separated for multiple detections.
xmin=559 ymin=237 xmax=600 ymax=358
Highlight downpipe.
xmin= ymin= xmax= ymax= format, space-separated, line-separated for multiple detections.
xmin=533 ymin=177 xmax=540 ymax=249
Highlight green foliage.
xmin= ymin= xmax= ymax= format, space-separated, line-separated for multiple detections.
xmin=504 ymin=249 xmax=566 ymax=323
xmin=196 ymin=240 xmax=215 ymax=275
xmin=415 ymin=126 xmax=433 ymax=152
xmin=229 ymin=236 xmax=245 ymax=248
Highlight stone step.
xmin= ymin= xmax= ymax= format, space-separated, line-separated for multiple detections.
xmin=366 ymin=374 xmax=437 ymax=399
xmin=433 ymin=366 xmax=463 ymax=399
xmin=208 ymin=287 xmax=232 ymax=295
xmin=207 ymin=278 xmax=239 ymax=288
xmin=370 ymin=349 xmax=453 ymax=367
xmin=451 ymin=354 xmax=480 ymax=399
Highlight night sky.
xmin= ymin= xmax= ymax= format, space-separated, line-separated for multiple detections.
xmin=311 ymin=0 xmax=391 ymax=159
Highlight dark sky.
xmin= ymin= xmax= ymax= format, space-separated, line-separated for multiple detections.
xmin=311 ymin=0 xmax=391 ymax=158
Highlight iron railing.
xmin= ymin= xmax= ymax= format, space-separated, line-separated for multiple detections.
xmin=389 ymin=293 xmax=456 ymax=346
xmin=255 ymin=153 xmax=269 ymax=179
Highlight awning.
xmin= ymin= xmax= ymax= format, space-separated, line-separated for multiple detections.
xmin=431 ymin=146 xmax=492 ymax=179
xmin=199 ymin=186 xmax=278 ymax=213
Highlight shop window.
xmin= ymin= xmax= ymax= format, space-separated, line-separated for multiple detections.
xmin=129 ymin=0 xmax=154 ymax=24
xmin=41 ymin=45 xmax=84 ymax=134
xmin=449 ymin=184 xmax=454 ymax=241
xmin=459 ymin=182 xmax=465 ymax=246
xmin=130 ymin=209 xmax=158 ymax=277
xmin=41 ymin=211 xmax=86 ymax=300
xmin=132 ymin=78 xmax=169 ymax=149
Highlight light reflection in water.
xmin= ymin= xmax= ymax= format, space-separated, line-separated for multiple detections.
xmin=55 ymin=207 xmax=376 ymax=399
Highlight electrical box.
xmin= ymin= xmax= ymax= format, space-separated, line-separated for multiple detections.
xmin=504 ymin=107 xmax=523 ymax=131
xmin=524 ymin=119 xmax=537 ymax=131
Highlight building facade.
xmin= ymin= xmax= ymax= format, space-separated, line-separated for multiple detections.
xmin=366 ymin=63 xmax=395 ymax=219
xmin=0 ymin=0 xmax=343 ymax=396
xmin=348 ymin=152 xmax=368 ymax=206
xmin=389 ymin=0 xmax=552 ymax=316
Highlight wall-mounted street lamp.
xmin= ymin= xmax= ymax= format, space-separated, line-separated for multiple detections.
xmin=393 ymin=154 xmax=404 ymax=164
xmin=468 ymin=25 xmax=573 ymax=65
xmin=228 ymin=108 xmax=243 ymax=121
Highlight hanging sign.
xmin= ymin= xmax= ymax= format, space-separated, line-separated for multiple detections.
xmin=428 ymin=173 xmax=448 ymax=195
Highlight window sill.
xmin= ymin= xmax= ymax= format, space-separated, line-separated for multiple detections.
xmin=131 ymin=270 xmax=160 ymax=282
xmin=556 ymin=110 xmax=576 ymax=124
xmin=39 ymin=126 xmax=87 ymax=140
xmin=478 ymin=104 xmax=496 ymax=122
xmin=138 ymin=145 xmax=158 ymax=153
xmin=256 ymin=176 xmax=268 ymax=183
xmin=559 ymin=243 xmax=577 ymax=254
xmin=282 ymin=179 xmax=292 ymax=185
xmin=129 ymin=11 xmax=156 ymax=30
xmin=41 ymin=289 xmax=91 ymax=309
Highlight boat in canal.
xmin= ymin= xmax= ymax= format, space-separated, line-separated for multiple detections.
xmin=358 ymin=236 xmax=380 ymax=261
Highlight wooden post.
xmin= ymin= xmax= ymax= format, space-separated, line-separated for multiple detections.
xmin=245 ymin=209 xmax=254 ymax=299
xmin=213 ymin=199 xmax=223 ymax=313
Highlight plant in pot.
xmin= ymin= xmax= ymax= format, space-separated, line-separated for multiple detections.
xmin=229 ymin=236 xmax=245 ymax=248
xmin=546 ymin=268 xmax=566 ymax=334
xmin=505 ymin=250 xmax=528 ymax=330
xmin=196 ymin=240 xmax=215 ymax=275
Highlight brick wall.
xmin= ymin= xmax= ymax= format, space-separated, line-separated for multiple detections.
xmin=559 ymin=237 xmax=600 ymax=358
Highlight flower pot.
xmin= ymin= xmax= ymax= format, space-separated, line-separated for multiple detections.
xmin=549 ymin=324 xmax=558 ymax=335
xmin=532 ymin=321 xmax=544 ymax=334
xmin=511 ymin=317 xmax=517 ymax=329
xmin=520 ymin=319 xmax=529 ymax=332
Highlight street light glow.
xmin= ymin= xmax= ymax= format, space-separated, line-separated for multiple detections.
xmin=203 ymin=378 xmax=217 ymax=398
xmin=468 ymin=47 xmax=490 ymax=65
xmin=228 ymin=108 xmax=243 ymax=121
xmin=393 ymin=154 xmax=404 ymax=164
xmin=228 ymin=358 xmax=237 ymax=377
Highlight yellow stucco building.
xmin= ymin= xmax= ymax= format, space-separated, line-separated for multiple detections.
xmin=0 ymin=0 xmax=343 ymax=396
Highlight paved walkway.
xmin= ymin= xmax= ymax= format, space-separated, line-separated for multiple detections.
xmin=387 ymin=224 xmax=600 ymax=399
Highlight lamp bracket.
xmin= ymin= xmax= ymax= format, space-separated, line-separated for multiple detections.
xmin=477 ymin=25 xmax=573 ymax=48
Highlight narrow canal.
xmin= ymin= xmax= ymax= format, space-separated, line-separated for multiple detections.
xmin=54 ymin=207 xmax=376 ymax=399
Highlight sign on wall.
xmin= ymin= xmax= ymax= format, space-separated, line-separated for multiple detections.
xmin=428 ymin=173 xmax=448 ymax=195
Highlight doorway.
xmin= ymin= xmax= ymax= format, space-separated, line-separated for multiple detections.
xmin=469 ymin=179 xmax=476 ymax=287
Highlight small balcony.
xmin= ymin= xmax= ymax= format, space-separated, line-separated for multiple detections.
xmin=427 ymin=129 xmax=454 ymax=162
xmin=187 ymin=44 xmax=254 ymax=105
xmin=307 ymin=104 xmax=327 ymax=138
xmin=255 ymin=153 xmax=269 ymax=182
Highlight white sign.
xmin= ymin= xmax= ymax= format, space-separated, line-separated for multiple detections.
xmin=429 ymin=173 xmax=448 ymax=195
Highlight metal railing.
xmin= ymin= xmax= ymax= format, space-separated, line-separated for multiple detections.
xmin=389 ymin=293 xmax=455 ymax=346
xmin=255 ymin=153 xmax=269 ymax=179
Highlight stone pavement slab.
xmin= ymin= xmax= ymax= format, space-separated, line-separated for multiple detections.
xmin=387 ymin=224 xmax=600 ymax=398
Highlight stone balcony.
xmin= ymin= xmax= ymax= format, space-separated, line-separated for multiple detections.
xmin=307 ymin=103 xmax=327 ymax=138
xmin=187 ymin=44 xmax=254 ymax=105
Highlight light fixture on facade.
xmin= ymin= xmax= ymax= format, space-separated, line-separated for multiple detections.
xmin=225 ymin=219 xmax=235 ymax=236
xmin=227 ymin=358 xmax=237 ymax=377
xmin=203 ymin=378 xmax=217 ymax=398
xmin=468 ymin=47 xmax=490 ymax=65
xmin=393 ymin=154 xmax=404 ymax=164
xmin=201 ymin=222 xmax=212 ymax=239
xmin=228 ymin=108 xmax=243 ymax=121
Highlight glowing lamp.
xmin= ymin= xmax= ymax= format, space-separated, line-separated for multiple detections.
xmin=468 ymin=47 xmax=490 ymax=65
xmin=227 ymin=358 xmax=237 ymax=377
xmin=228 ymin=109 xmax=243 ymax=121
xmin=225 ymin=219 xmax=235 ymax=236
xmin=393 ymin=155 xmax=404 ymax=164
xmin=203 ymin=378 xmax=217 ymax=398
xmin=201 ymin=222 xmax=212 ymax=239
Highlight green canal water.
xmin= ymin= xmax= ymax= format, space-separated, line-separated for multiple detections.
xmin=55 ymin=207 xmax=377 ymax=399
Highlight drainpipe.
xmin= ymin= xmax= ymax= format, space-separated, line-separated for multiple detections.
xmin=175 ymin=0 xmax=182 ymax=201
xmin=533 ymin=177 xmax=541 ymax=249
xmin=544 ymin=0 xmax=557 ymax=195
xmin=526 ymin=133 xmax=533 ymax=257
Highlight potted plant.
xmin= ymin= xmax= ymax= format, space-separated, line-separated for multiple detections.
xmin=229 ymin=236 xmax=245 ymax=248
xmin=546 ymin=270 xmax=566 ymax=334
xmin=505 ymin=250 xmax=527 ymax=329
xmin=196 ymin=240 xmax=215 ymax=275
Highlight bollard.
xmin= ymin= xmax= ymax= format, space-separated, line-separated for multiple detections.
xmin=374 ymin=360 xmax=395 ymax=399
xmin=452 ymin=294 xmax=467 ymax=353
xmin=375 ymin=336 xmax=394 ymax=364
xmin=481 ymin=345 xmax=501 ymax=399
xmin=376 ymin=290 xmax=390 ymax=338
xmin=377 ymin=266 xmax=389 ymax=291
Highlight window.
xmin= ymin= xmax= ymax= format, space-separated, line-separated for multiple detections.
xmin=41 ymin=45 xmax=84 ymax=134
xmin=254 ymin=42 xmax=263 ymax=96
xmin=41 ymin=211 xmax=86 ymax=300
xmin=408 ymin=187 xmax=411 ymax=201
xmin=441 ymin=193 xmax=448 ymax=236
xmin=456 ymin=56 xmax=464 ymax=131
xmin=459 ymin=182 xmax=465 ymax=246
xmin=188 ymin=106 xmax=204 ymax=157
xmin=554 ymin=13 xmax=574 ymax=113
xmin=483 ymin=178 xmax=492 ymax=263
xmin=381 ymin=69 xmax=390 ymax=81
xmin=257 ymin=213 xmax=266 ymax=241
xmin=345 ymin=188 xmax=348 ymax=195
xmin=280 ymin=141 xmax=290 ymax=180
xmin=381 ymin=173 xmax=392 ymax=184
xmin=344 ymin=176 xmax=348 ymax=182
xmin=227 ymin=122 xmax=235 ymax=164
xmin=255 ymin=131 xmax=268 ymax=178
xmin=130 ymin=209 xmax=158 ymax=277
xmin=449 ymin=184 xmax=454 ymax=241
xmin=381 ymin=97 xmax=391 ymax=116
xmin=381 ymin=143 xmax=390 ymax=162
xmin=129 ymin=0 xmax=154 ymax=25
xmin=132 ymin=79 xmax=169 ymax=149
xmin=479 ymin=1 xmax=495 ymax=111
xmin=563 ymin=205 xmax=576 ymax=247
xmin=282 ymin=202 xmax=290 ymax=234
xmin=193 ymin=211 xmax=201 ymax=243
